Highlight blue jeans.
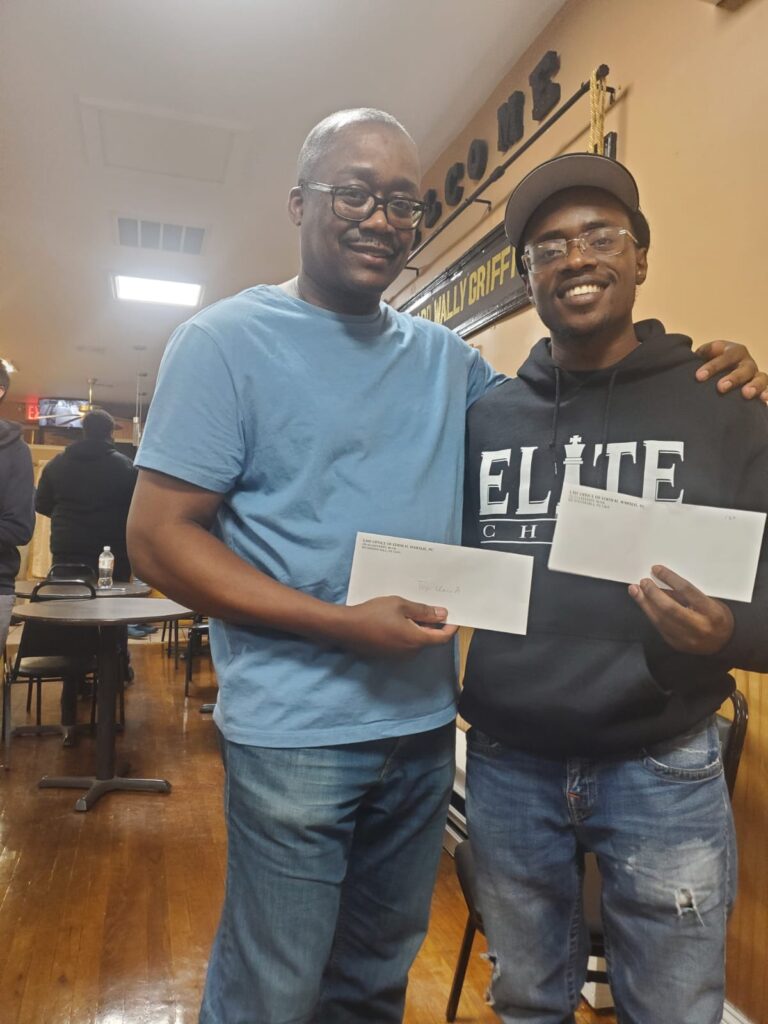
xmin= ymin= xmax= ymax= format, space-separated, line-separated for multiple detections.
xmin=466 ymin=719 xmax=736 ymax=1024
xmin=200 ymin=723 xmax=455 ymax=1024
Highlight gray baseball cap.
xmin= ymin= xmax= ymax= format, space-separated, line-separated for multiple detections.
xmin=504 ymin=153 xmax=640 ymax=251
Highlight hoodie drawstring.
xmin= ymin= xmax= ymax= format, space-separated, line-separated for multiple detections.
xmin=550 ymin=367 xmax=562 ymax=476
xmin=548 ymin=367 xmax=618 ymax=484
xmin=600 ymin=370 xmax=618 ymax=487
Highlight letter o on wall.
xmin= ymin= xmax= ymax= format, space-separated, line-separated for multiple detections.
xmin=445 ymin=162 xmax=465 ymax=206
xmin=467 ymin=139 xmax=488 ymax=181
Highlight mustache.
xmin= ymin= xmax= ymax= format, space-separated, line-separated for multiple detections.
xmin=344 ymin=229 xmax=401 ymax=252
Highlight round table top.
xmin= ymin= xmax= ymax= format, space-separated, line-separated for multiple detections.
xmin=15 ymin=579 xmax=151 ymax=599
xmin=11 ymin=597 xmax=193 ymax=626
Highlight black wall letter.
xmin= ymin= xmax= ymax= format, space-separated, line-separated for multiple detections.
xmin=497 ymin=90 xmax=525 ymax=152
xmin=445 ymin=162 xmax=465 ymax=206
xmin=467 ymin=138 xmax=488 ymax=180
xmin=422 ymin=188 xmax=442 ymax=229
xmin=529 ymin=50 xmax=561 ymax=122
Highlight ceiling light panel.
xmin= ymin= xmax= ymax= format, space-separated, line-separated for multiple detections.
xmin=113 ymin=275 xmax=202 ymax=307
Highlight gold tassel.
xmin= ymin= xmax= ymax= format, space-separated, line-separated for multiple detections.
xmin=588 ymin=69 xmax=607 ymax=155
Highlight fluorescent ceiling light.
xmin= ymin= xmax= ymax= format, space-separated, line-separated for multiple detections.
xmin=113 ymin=275 xmax=202 ymax=307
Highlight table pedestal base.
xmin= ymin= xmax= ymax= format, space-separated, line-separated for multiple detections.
xmin=38 ymin=774 xmax=171 ymax=811
xmin=12 ymin=724 xmax=63 ymax=738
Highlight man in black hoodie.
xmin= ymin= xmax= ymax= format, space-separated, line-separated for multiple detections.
xmin=35 ymin=409 xmax=138 ymax=742
xmin=0 ymin=363 xmax=35 ymax=660
xmin=36 ymin=409 xmax=136 ymax=581
xmin=462 ymin=154 xmax=768 ymax=1024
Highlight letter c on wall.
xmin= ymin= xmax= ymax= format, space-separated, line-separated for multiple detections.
xmin=445 ymin=162 xmax=465 ymax=206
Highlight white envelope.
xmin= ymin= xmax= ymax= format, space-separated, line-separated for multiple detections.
xmin=347 ymin=532 xmax=533 ymax=634
xmin=549 ymin=484 xmax=765 ymax=602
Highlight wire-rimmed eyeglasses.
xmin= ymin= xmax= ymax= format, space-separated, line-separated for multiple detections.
xmin=523 ymin=226 xmax=638 ymax=273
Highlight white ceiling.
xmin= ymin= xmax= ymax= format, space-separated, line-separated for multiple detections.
xmin=0 ymin=0 xmax=567 ymax=408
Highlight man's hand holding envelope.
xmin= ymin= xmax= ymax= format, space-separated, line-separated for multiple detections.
xmin=549 ymin=484 xmax=765 ymax=656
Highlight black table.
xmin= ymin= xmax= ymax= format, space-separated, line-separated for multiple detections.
xmin=11 ymin=597 xmax=191 ymax=811
xmin=15 ymin=580 xmax=151 ymax=599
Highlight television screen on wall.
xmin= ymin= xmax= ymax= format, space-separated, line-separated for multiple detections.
xmin=38 ymin=398 xmax=86 ymax=428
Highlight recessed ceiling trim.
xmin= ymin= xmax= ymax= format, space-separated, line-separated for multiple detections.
xmin=79 ymin=97 xmax=249 ymax=184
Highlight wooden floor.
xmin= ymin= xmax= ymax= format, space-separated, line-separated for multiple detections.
xmin=0 ymin=636 xmax=614 ymax=1024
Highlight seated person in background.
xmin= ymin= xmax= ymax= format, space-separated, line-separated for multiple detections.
xmin=461 ymin=154 xmax=768 ymax=1024
xmin=35 ymin=409 xmax=140 ymax=743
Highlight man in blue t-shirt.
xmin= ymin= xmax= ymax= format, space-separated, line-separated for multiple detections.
xmin=131 ymin=109 xmax=499 ymax=1024
xmin=128 ymin=109 xmax=765 ymax=1024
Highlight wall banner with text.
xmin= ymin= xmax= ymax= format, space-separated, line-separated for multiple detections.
xmin=399 ymin=224 xmax=529 ymax=338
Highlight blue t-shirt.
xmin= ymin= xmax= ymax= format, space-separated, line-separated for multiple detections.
xmin=136 ymin=285 xmax=501 ymax=746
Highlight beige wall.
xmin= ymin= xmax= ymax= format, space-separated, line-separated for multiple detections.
xmin=395 ymin=0 xmax=768 ymax=380
xmin=400 ymin=1 xmax=768 ymax=1019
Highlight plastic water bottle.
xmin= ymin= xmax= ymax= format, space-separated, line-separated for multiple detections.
xmin=98 ymin=546 xmax=114 ymax=589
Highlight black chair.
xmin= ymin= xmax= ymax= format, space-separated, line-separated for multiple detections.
xmin=445 ymin=690 xmax=749 ymax=1021
xmin=184 ymin=615 xmax=210 ymax=697
xmin=46 ymin=562 xmax=97 ymax=584
xmin=33 ymin=578 xmax=95 ymax=598
xmin=161 ymin=617 xmax=182 ymax=666
xmin=2 ymin=580 xmax=98 ymax=767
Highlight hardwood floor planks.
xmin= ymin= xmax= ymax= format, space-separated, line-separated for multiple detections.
xmin=0 ymin=636 xmax=612 ymax=1024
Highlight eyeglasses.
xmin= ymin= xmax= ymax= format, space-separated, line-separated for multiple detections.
xmin=522 ymin=226 xmax=638 ymax=273
xmin=300 ymin=180 xmax=425 ymax=230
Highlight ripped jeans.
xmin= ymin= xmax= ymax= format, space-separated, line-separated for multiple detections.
xmin=466 ymin=718 xmax=736 ymax=1024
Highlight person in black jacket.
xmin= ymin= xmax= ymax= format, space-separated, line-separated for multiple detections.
xmin=36 ymin=409 xmax=138 ymax=742
xmin=461 ymin=154 xmax=768 ymax=1024
xmin=36 ymin=409 xmax=136 ymax=580
xmin=0 ymin=362 xmax=35 ymax=658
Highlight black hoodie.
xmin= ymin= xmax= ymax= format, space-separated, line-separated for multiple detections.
xmin=461 ymin=320 xmax=768 ymax=756
xmin=0 ymin=421 xmax=35 ymax=594
xmin=35 ymin=438 xmax=136 ymax=566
